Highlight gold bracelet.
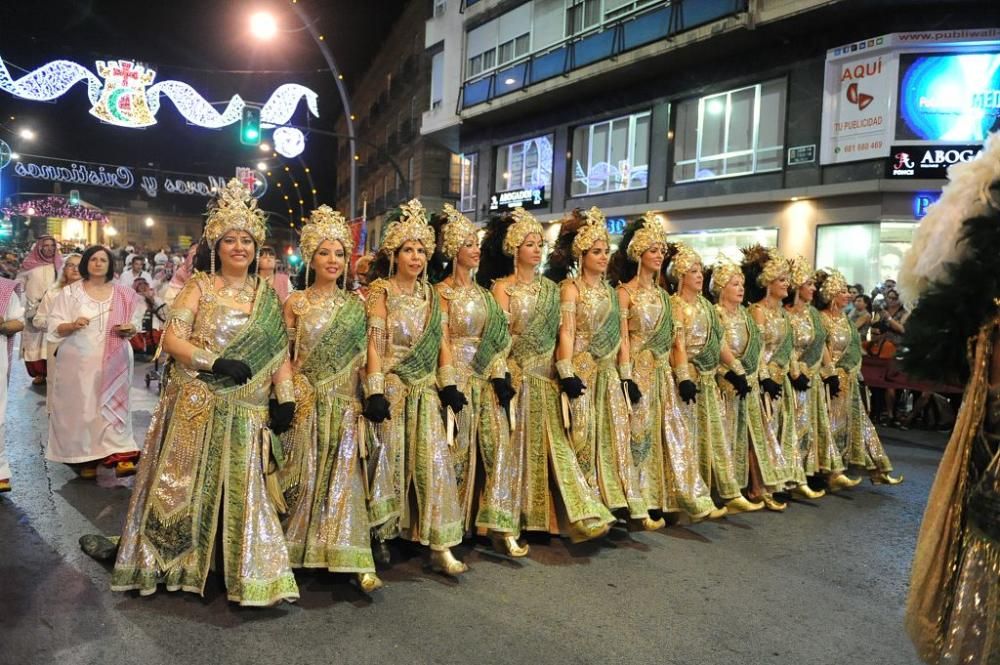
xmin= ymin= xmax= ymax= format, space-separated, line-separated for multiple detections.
xmin=274 ymin=378 xmax=295 ymax=404
xmin=191 ymin=348 xmax=219 ymax=372
xmin=365 ymin=372 xmax=385 ymax=397
xmin=820 ymin=364 xmax=835 ymax=379
xmin=728 ymin=361 xmax=746 ymax=376
xmin=674 ymin=364 xmax=692 ymax=383
xmin=437 ymin=365 xmax=458 ymax=388
xmin=555 ymin=358 xmax=575 ymax=380
xmin=618 ymin=362 xmax=632 ymax=381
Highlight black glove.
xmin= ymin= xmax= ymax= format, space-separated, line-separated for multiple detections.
xmin=678 ymin=379 xmax=699 ymax=404
xmin=760 ymin=378 xmax=782 ymax=400
xmin=622 ymin=379 xmax=642 ymax=405
xmin=823 ymin=375 xmax=841 ymax=398
xmin=490 ymin=373 xmax=516 ymax=411
xmin=362 ymin=394 xmax=391 ymax=424
xmin=211 ymin=358 xmax=252 ymax=385
xmin=269 ymin=399 xmax=295 ymax=435
xmin=790 ymin=373 xmax=811 ymax=392
xmin=723 ymin=370 xmax=751 ymax=399
xmin=559 ymin=376 xmax=586 ymax=398
xmin=439 ymin=385 xmax=468 ymax=413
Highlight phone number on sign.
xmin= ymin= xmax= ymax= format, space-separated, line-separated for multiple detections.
xmin=837 ymin=140 xmax=884 ymax=154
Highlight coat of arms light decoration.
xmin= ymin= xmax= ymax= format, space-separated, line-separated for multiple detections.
xmin=0 ymin=57 xmax=319 ymax=158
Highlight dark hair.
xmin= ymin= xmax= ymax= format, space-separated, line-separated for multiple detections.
xmin=659 ymin=243 xmax=680 ymax=294
xmin=426 ymin=211 xmax=451 ymax=285
xmin=608 ymin=219 xmax=641 ymax=286
xmin=856 ymin=294 xmax=872 ymax=311
xmin=543 ymin=209 xmax=586 ymax=284
xmin=259 ymin=245 xmax=276 ymax=256
xmin=886 ymin=288 xmax=900 ymax=300
xmin=78 ymin=245 xmax=117 ymax=282
xmin=475 ymin=214 xmax=515 ymax=289
xmin=813 ymin=269 xmax=834 ymax=311
xmin=193 ymin=236 xmax=258 ymax=274
xmin=293 ymin=240 xmax=349 ymax=290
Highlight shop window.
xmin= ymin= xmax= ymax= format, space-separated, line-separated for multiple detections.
xmin=450 ymin=153 xmax=478 ymax=213
xmin=815 ymin=222 xmax=917 ymax=294
xmin=496 ymin=136 xmax=553 ymax=192
xmin=666 ymin=227 xmax=779 ymax=267
xmin=673 ymin=78 xmax=786 ymax=183
xmin=571 ymin=111 xmax=650 ymax=197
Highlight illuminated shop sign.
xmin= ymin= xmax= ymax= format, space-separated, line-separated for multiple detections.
xmin=605 ymin=216 xmax=627 ymax=235
xmin=489 ymin=186 xmax=545 ymax=211
xmin=913 ymin=192 xmax=941 ymax=218
xmin=896 ymin=51 xmax=1000 ymax=142
xmin=886 ymin=144 xmax=981 ymax=178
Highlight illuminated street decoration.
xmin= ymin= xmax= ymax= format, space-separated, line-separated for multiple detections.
xmin=1 ymin=196 xmax=109 ymax=223
xmin=0 ymin=56 xmax=319 ymax=149
xmin=272 ymin=126 xmax=305 ymax=158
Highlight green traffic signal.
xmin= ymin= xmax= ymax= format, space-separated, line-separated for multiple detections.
xmin=69 ymin=189 xmax=81 ymax=206
xmin=240 ymin=106 xmax=262 ymax=146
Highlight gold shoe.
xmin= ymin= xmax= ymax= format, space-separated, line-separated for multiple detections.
xmin=725 ymin=496 xmax=765 ymax=514
xmin=569 ymin=520 xmax=611 ymax=543
xmin=357 ymin=572 xmax=384 ymax=593
xmin=490 ymin=532 xmax=530 ymax=558
xmin=115 ymin=461 xmax=137 ymax=478
xmin=871 ymin=472 xmax=904 ymax=485
xmin=690 ymin=506 xmax=728 ymax=523
xmin=0 ymin=478 xmax=10 ymax=493
xmin=429 ymin=548 xmax=468 ymax=577
xmin=762 ymin=494 xmax=787 ymax=512
xmin=629 ymin=516 xmax=665 ymax=531
xmin=828 ymin=474 xmax=862 ymax=492
xmin=790 ymin=483 xmax=825 ymax=500
xmin=79 ymin=466 xmax=98 ymax=480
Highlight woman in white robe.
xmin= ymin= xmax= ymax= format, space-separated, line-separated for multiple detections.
xmin=0 ymin=278 xmax=25 ymax=492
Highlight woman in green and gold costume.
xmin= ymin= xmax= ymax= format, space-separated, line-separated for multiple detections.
xmin=814 ymin=268 xmax=902 ymax=485
xmin=477 ymin=208 xmax=614 ymax=542
xmin=361 ymin=199 xmax=469 ymax=576
xmin=547 ymin=207 xmax=659 ymax=530
xmin=740 ymin=246 xmax=816 ymax=502
xmin=278 ymin=205 xmax=383 ymax=593
xmin=666 ymin=243 xmax=756 ymax=515
xmin=609 ymin=214 xmax=716 ymax=521
xmin=784 ymin=257 xmax=859 ymax=492
xmin=111 ymin=179 xmax=299 ymax=606
xmin=430 ymin=204 xmax=527 ymax=557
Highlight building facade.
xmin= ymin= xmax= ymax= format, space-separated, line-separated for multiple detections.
xmin=421 ymin=0 xmax=999 ymax=289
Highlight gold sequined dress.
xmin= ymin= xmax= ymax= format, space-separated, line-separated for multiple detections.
xmin=564 ymin=278 xmax=646 ymax=518
xmin=112 ymin=273 xmax=298 ymax=606
xmin=621 ymin=283 xmax=713 ymax=515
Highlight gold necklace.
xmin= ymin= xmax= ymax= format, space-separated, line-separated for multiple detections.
xmin=218 ymin=275 xmax=255 ymax=304
xmin=305 ymin=285 xmax=341 ymax=305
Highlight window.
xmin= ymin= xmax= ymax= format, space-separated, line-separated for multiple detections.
xmin=498 ymin=33 xmax=530 ymax=66
xmin=603 ymin=0 xmax=658 ymax=21
xmin=566 ymin=0 xmax=601 ymax=37
xmin=571 ymin=111 xmax=651 ymax=196
xmin=673 ymin=78 xmax=786 ymax=183
xmin=495 ymin=136 xmax=553 ymax=192
xmin=465 ymin=3 xmax=531 ymax=80
xmin=816 ymin=222 xmax=916 ymax=292
xmin=667 ymin=227 xmax=778 ymax=267
xmin=434 ymin=0 xmax=447 ymax=18
xmin=450 ymin=153 xmax=478 ymax=213
xmin=430 ymin=51 xmax=444 ymax=109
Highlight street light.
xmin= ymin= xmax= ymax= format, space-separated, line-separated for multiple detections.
xmin=259 ymin=143 xmax=271 ymax=152
xmin=256 ymin=161 xmax=268 ymax=171
xmin=18 ymin=128 xmax=35 ymax=140
xmin=249 ymin=11 xmax=278 ymax=40
xmin=144 ymin=216 xmax=155 ymax=228
xmin=9 ymin=152 xmax=19 ymax=160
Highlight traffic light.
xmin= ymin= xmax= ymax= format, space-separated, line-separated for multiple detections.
xmin=68 ymin=189 xmax=80 ymax=206
xmin=240 ymin=106 xmax=262 ymax=146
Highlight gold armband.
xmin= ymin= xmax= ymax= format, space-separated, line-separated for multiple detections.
xmin=437 ymin=365 xmax=458 ymax=388
xmin=555 ymin=358 xmax=575 ymax=380
xmin=191 ymin=348 xmax=219 ymax=372
xmin=168 ymin=307 xmax=195 ymax=339
xmin=727 ymin=361 xmax=746 ymax=376
xmin=274 ymin=378 xmax=295 ymax=404
xmin=365 ymin=372 xmax=385 ymax=397
xmin=618 ymin=362 xmax=633 ymax=381
xmin=820 ymin=364 xmax=836 ymax=379
xmin=674 ymin=364 xmax=692 ymax=384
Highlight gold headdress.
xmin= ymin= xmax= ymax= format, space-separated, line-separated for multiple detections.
xmin=502 ymin=207 xmax=544 ymax=257
xmin=204 ymin=178 xmax=267 ymax=247
xmin=788 ymin=255 xmax=813 ymax=288
xmin=818 ymin=267 xmax=848 ymax=303
xmin=440 ymin=204 xmax=478 ymax=259
xmin=709 ymin=257 xmax=744 ymax=296
xmin=571 ymin=206 xmax=611 ymax=259
xmin=667 ymin=242 xmax=703 ymax=280
xmin=299 ymin=205 xmax=353 ymax=288
xmin=380 ymin=198 xmax=436 ymax=255
xmin=627 ymin=212 xmax=666 ymax=262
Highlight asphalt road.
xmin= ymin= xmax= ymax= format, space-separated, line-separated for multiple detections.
xmin=0 ymin=359 xmax=939 ymax=665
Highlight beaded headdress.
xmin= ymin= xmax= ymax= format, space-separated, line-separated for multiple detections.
xmin=758 ymin=248 xmax=789 ymax=287
xmin=204 ymin=178 xmax=267 ymax=247
xmin=380 ymin=198 xmax=436 ymax=256
xmin=440 ymin=203 xmax=478 ymax=259
xmin=818 ymin=267 xmax=848 ymax=303
xmin=502 ymin=207 xmax=544 ymax=257
xmin=300 ymin=205 xmax=353 ymax=288
xmin=709 ymin=257 xmax=744 ymax=296
xmin=627 ymin=212 xmax=666 ymax=262
xmin=571 ymin=206 xmax=611 ymax=259
xmin=788 ymin=255 xmax=814 ymax=288
xmin=667 ymin=242 xmax=703 ymax=280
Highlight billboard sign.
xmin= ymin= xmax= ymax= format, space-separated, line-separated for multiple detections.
xmin=886 ymin=144 xmax=981 ymax=178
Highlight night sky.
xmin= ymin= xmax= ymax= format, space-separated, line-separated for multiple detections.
xmin=0 ymin=0 xmax=405 ymax=218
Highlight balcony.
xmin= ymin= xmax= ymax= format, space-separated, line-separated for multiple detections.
xmin=460 ymin=0 xmax=747 ymax=110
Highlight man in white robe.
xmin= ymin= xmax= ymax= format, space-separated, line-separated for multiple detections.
xmin=16 ymin=236 xmax=62 ymax=385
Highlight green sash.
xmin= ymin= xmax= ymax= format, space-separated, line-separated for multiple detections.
xmin=799 ymin=305 xmax=828 ymax=368
xmin=299 ymin=296 xmax=367 ymax=379
xmin=587 ymin=282 xmax=621 ymax=360
xmin=690 ymin=296 xmax=723 ymax=373
xmin=470 ymin=284 xmax=512 ymax=376
xmin=510 ymin=277 xmax=560 ymax=362
xmin=835 ymin=313 xmax=863 ymax=372
xmin=393 ymin=289 xmax=442 ymax=386
xmin=739 ymin=307 xmax=764 ymax=375
xmin=769 ymin=308 xmax=794 ymax=368
xmin=641 ymin=288 xmax=674 ymax=357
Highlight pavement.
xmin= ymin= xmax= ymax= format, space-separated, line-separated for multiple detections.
xmin=0 ymin=358 xmax=943 ymax=665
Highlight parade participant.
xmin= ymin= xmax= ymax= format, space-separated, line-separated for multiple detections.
xmin=258 ymin=245 xmax=292 ymax=303
xmin=111 ymin=179 xmax=299 ymax=606
xmin=667 ymin=244 xmax=754 ymax=514
xmin=784 ymin=257 xmax=859 ymax=492
xmin=711 ymin=258 xmax=791 ymax=512
xmin=609 ymin=215 xmax=716 ymax=520
xmin=16 ymin=235 xmax=63 ymax=384
xmin=901 ymin=132 xmax=999 ymax=665
xmin=428 ymin=204 xmax=527 ymax=556
xmin=33 ymin=254 xmax=82 ymax=408
xmin=362 ymin=199 xmax=468 ymax=576
xmin=815 ymin=269 xmax=901 ymax=484
xmin=45 ymin=245 xmax=142 ymax=478
xmin=477 ymin=208 xmax=614 ymax=541
xmin=118 ymin=255 xmax=152 ymax=291
xmin=0 ymin=276 xmax=25 ymax=492
xmin=547 ymin=207 xmax=658 ymax=529
xmin=741 ymin=246 xmax=815 ymax=502
xmin=162 ymin=243 xmax=197 ymax=307
xmin=279 ymin=205 xmax=382 ymax=592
